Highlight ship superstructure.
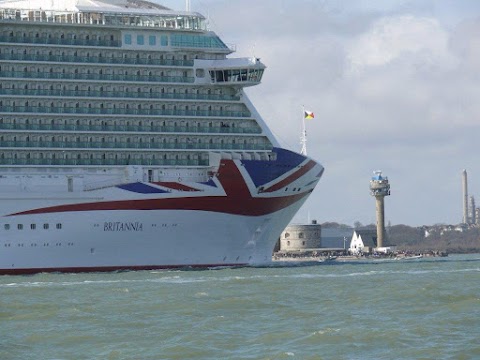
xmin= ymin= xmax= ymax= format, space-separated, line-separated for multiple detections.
xmin=0 ymin=0 xmax=324 ymax=274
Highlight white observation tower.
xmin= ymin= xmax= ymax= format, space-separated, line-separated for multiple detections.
xmin=370 ymin=171 xmax=390 ymax=248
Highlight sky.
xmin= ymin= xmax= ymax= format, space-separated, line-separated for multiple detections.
xmin=160 ymin=0 xmax=480 ymax=227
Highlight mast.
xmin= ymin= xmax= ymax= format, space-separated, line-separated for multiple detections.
xmin=300 ymin=106 xmax=307 ymax=155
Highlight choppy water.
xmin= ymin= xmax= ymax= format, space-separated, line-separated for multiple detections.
xmin=1 ymin=254 xmax=479 ymax=360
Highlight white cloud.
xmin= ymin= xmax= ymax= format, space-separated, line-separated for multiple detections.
xmin=347 ymin=16 xmax=455 ymax=71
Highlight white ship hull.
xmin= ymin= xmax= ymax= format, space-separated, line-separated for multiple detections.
xmin=0 ymin=149 xmax=323 ymax=274
xmin=0 ymin=208 xmax=305 ymax=273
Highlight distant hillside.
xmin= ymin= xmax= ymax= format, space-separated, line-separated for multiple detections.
xmin=385 ymin=225 xmax=424 ymax=247
xmin=323 ymin=222 xmax=480 ymax=253
xmin=387 ymin=224 xmax=480 ymax=253
xmin=320 ymin=222 xmax=353 ymax=229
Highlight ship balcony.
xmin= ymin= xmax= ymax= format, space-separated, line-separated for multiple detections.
xmin=0 ymin=70 xmax=195 ymax=84
xmin=0 ymin=158 xmax=211 ymax=167
xmin=0 ymin=123 xmax=262 ymax=135
xmin=0 ymin=52 xmax=195 ymax=67
xmin=0 ymin=88 xmax=241 ymax=102
xmin=0 ymin=141 xmax=273 ymax=151
xmin=0 ymin=35 xmax=120 ymax=48
xmin=0 ymin=105 xmax=251 ymax=118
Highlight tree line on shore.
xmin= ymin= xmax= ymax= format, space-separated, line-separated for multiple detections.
xmin=323 ymin=222 xmax=480 ymax=253
xmin=387 ymin=224 xmax=480 ymax=253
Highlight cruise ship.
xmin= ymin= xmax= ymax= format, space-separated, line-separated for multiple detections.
xmin=0 ymin=0 xmax=324 ymax=274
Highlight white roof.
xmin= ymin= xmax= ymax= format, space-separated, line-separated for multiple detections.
xmin=0 ymin=0 xmax=192 ymax=14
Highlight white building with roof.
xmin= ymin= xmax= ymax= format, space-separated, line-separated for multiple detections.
xmin=349 ymin=229 xmax=396 ymax=254
xmin=349 ymin=229 xmax=377 ymax=255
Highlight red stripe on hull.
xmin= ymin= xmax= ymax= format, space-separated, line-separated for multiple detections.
xmin=263 ymin=160 xmax=317 ymax=193
xmin=0 ymin=263 xmax=249 ymax=275
xmin=9 ymin=191 xmax=312 ymax=217
xmin=8 ymin=159 xmax=314 ymax=217
xmin=217 ymin=159 xmax=252 ymax=198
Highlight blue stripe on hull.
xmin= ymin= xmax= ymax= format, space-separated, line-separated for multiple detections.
xmin=117 ymin=182 xmax=168 ymax=194
xmin=241 ymin=147 xmax=307 ymax=187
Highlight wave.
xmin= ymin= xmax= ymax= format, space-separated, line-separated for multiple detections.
xmin=2 ymin=264 xmax=479 ymax=288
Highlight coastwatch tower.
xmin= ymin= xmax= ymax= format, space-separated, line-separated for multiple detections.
xmin=370 ymin=171 xmax=390 ymax=248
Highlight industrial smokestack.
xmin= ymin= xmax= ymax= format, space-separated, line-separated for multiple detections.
xmin=470 ymin=196 xmax=476 ymax=225
xmin=462 ymin=169 xmax=469 ymax=224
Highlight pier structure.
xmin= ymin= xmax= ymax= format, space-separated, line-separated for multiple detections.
xmin=370 ymin=171 xmax=390 ymax=248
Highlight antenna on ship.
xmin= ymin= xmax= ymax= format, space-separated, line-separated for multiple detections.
xmin=301 ymin=106 xmax=314 ymax=155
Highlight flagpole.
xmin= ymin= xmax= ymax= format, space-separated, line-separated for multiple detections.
xmin=300 ymin=106 xmax=307 ymax=155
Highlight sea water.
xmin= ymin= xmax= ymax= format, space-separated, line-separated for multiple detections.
xmin=1 ymin=254 xmax=479 ymax=360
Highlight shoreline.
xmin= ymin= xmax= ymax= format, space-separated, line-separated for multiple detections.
xmin=272 ymin=250 xmax=452 ymax=264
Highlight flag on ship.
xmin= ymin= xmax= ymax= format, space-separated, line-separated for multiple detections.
xmin=304 ymin=110 xmax=314 ymax=119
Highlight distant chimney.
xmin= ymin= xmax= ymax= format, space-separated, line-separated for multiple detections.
xmin=462 ymin=170 xmax=469 ymax=224
xmin=470 ymin=196 xmax=476 ymax=225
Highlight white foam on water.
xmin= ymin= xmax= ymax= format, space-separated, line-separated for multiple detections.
xmin=1 ymin=261 xmax=478 ymax=289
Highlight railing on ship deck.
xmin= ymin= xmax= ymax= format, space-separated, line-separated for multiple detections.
xmin=0 ymin=141 xmax=273 ymax=151
xmin=0 ymin=9 xmax=207 ymax=32
xmin=0 ymin=70 xmax=195 ymax=83
xmin=0 ymin=105 xmax=251 ymax=118
xmin=0 ymin=88 xmax=240 ymax=102
xmin=0 ymin=53 xmax=195 ymax=67
xmin=0 ymin=158 xmax=211 ymax=166
xmin=0 ymin=123 xmax=262 ymax=134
